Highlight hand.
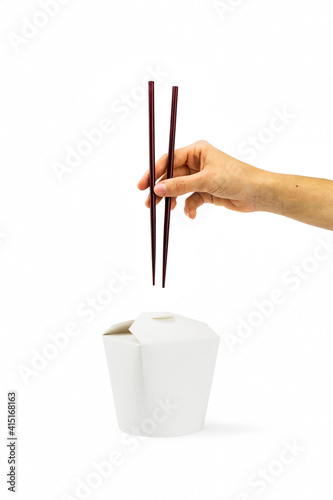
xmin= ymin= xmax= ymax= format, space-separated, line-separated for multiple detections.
xmin=137 ymin=140 xmax=269 ymax=218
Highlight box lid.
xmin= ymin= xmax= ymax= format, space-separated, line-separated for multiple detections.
xmin=128 ymin=312 xmax=219 ymax=344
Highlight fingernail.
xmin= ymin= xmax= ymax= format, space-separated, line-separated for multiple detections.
xmin=184 ymin=207 xmax=189 ymax=217
xmin=154 ymin=183 xmax=166 ymax=196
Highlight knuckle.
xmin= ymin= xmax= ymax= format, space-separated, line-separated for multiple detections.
xmin=157 ymin=153 xmax=168 ymax=165
xmin=185 ymin=197 xmax=194 ymax=208
xmin=195 ymin=139 xmax=209 ymax=149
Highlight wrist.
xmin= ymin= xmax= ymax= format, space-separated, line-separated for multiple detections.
xmin=245 ymin=167 xmax=279 ymax=212
xmin=251 ymin=169 xmax=283 ymax=213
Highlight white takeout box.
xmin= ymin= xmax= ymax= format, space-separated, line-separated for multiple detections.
xmin=103 ymin=312 xmax=220 ymax=437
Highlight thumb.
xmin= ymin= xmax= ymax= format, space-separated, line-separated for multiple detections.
xmin=154 ymin=172 xmax=206 ymax=197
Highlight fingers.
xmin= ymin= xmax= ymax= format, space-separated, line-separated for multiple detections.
xmin=145 ymin=166 xmax=190 ymax=207
xmin=154 ymin=171 xmax=206 ymax=197
xmin=145 ymin=195 xmax=177 ymax=210
xmin=156 ymin=165 xmax=190 ymax=184
xmin=137 ymin=143 xmax=199 ymax=190
xmin=184 ymin=192 xmax=205 ymax=219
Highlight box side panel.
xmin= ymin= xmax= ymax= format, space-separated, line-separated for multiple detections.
xmin=103 ymin=336 xmax=146 ymax=432
xmin=139 ymin=338 xmax=220 ymax=436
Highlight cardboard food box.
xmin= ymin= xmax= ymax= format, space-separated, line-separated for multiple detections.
xmin=103 ymin=312 xmax=220 ymax=437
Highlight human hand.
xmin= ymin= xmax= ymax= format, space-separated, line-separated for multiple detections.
xmin=137 ymin=140 xmax=270 ymax=218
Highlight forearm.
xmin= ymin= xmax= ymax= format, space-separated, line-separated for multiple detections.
xmin=256 ymin=171 xmax=333 ymax=230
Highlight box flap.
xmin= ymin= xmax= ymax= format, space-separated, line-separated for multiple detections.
xmin=103 ymin=320 xmax=134 ymax=335
xmin=128 ymin=312 xmax=218 ymax=344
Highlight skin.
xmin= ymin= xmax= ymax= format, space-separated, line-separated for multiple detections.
xmin=137 ymin=140 xmax=333 ymax=231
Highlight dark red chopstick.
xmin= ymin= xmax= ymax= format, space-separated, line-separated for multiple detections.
xmin=148 ymin=81 xmax=156 ymax=286
xmin=162 ymin=86 xmax=178 ymax=288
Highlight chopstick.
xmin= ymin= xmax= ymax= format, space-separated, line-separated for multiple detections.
xmin=148 ymin=81 xmax=156 ymax=286
xmin=162 ymin=86 xmax=178 ymax=288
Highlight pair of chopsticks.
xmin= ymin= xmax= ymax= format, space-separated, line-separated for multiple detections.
xmin=148 ymin=81 xmax=178 ymax=288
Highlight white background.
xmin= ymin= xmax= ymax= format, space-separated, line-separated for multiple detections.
xmin=1 ymin=0 xmax=333 ymax=498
